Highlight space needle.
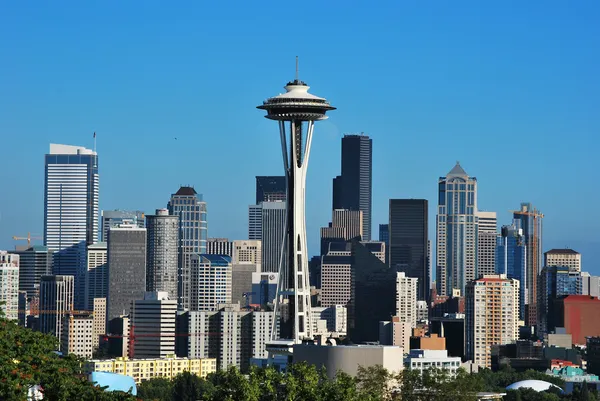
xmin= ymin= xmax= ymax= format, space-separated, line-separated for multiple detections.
xmin=257 ymin=58 xmax=335 ymax=363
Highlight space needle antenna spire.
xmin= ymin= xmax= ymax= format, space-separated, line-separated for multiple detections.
xmin=257 ymin=60 xmax=336 ymax=367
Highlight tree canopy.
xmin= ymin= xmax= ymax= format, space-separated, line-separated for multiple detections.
xmin=0 ymin=316 xmax=136 ymax=401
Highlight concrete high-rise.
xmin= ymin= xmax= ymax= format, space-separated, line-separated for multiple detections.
xmin=395 ymin=272 xmax=418 ymax=328
xmin=206 ymin=238 xmax=233 ymax=256
xmin=0 ymin=251 xmax=20 ymax=320
xmin=436 ymin=162 xmax=478 ymax=296
xmin=320 ymin=209 xmax=363 ymax=255
xmin=496 ymin=225 xmax=527 ymax=320
xmin=389 ymin=199 xmax=428 ymax=301
xmin=232 ymin=240 xmax=262 ymax=266
xmin=86 ymin=242 xmax=107 ymax=311
xmin=92 ymin=298 xmax=106 ymax=349
xmin=101 ymin=210 xmax=144 ymax=242
xmin=146 ymin=209 xmax=179 ymax=299
xmin=106 ymin=225 xmax=147 ymax=321
xmin=256 ymin=176 xmax=286 ymax=203
xmin=465 ymin=275 xmax=519 ymax=368
xmin=39 ymin=275 xmax=74 ymax=345
xmin=44 ymin=144 xmax=99 ymax=310
xmin=476 ymin=211 xmax=497 ymax=278
xmin=190 ymin=255 xmax=232 ymax=311
xmin=61 ymin=314 xmax=93 ymax=358
xmin=332 ymin=134 xmax=373 ymax=240
xmin=513 ymin=203 xmax=543 ymax=327
xmin=168 ymin=186 xmax=208 ymax=310
xmin=131 ymin=292 xmax=177 ymax=359
xmin=257 ymin=61 xmax=335 ymax=357
xmin=12 ymin=245 xmax=52 ymax=300
xmin=545 ymin=249 xmax=581 ymax=272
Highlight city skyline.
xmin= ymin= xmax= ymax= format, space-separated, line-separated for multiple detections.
xmin=1 ymin=2 xmax=598 ymax=271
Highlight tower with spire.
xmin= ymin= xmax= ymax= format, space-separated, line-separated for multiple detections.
xmin=436 ymin=162 xmax=478 ymax=296
xmin=257 ymin=58 xmax=335 ymax=363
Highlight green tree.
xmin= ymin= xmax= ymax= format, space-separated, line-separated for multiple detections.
xmin=355 ymin=365 xmax=391 ymax=401
xmin=172 ymin=371 xmax=214 ymax=401
xmin=206 ymin=366 xmax=258 ymax=401
xmin=320 ymin=370 xmax=359 ymax=401
xmin=0 ymin=316 xmax=136 ymax=401
xmin=137 ymin=377 xmax=172 ymax=401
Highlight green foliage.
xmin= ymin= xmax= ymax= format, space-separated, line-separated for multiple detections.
xmin=0 ymin=317 xmax=136 ymax=401
xmin=137 ymin=377 xmax=173 ymax=401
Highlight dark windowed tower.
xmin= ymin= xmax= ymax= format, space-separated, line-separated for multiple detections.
xmin=332 ymin=134 xmax=372 ymax=240
xmin=256 ymin=176 xmax=287 ymax=203
xmin=389 ymin=199 xmax=429 ymax=301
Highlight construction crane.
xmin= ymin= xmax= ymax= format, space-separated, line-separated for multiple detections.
xmin=13 ymin=232 xmax=43 ymax=246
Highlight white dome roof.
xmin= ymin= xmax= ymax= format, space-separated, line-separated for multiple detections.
xmin=506 ymin=380 xmax=563 ymax=393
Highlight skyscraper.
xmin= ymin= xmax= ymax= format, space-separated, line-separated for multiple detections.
xmin=12 ymin=245 xmax=52 ymax=300
xmin=168 ymin=186 xmax=208 ymax=310
xmin=259 ymin=201 xmax=287 ymax=274
xmin=44 ymin=144 xmax=99 ymax=310
xmin=106 ymin=225 xmax=147 ymax=321
xmin=146 ymin=209 xmax=179 ymax=299
xmin=101 ymin=210 xmax=145 ymax=242
xmin=131 ymin=292 xmax=177 ymax=359
xmin=389 ymin=199 xmax=428 ymax=301
xmin=513 ymin=203 xmax=543 ymax=327
xmin=86 ymin=242 xmax=107 ymax=311
xmin=206 ymin=238 xmax=234 ymax=256
xmin=320 ymin=209 xmax=363 ymax=255
xmin=248 ymin=205 xmax=262 ymax=240
xmin=379 ymin=224 xmax=389 ymax=251
xmin=496 ymin=225 xmax=527 ymax=320
xmin=332 ymin=134 xmax=373 ymax=240
xmin=395 ymin=272 xmax=418 ymax=328
xmin=465 ymin=275 xmax=519 ymax=368
xmin=39 ymin=275 xmax=74 ymax=345
xmin=538 ymin=266 xmax=582 ymax=336
xmin=545 ymin=249 xmax=581 ymax=272
xmin=256 ymin=176 xmax=287 ymax=203
xmin=190 ymin=255 xmax=232 ymax=311
xmin=436 ymin=162 xmax=478 ymax=296
xmin=476 ymin=211 xmax=497 ymax=278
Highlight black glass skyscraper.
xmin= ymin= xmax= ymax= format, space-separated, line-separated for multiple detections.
xmin=332 ymin=134 xmax=373 ymax=240
xmin=255 ymin=176 xmax=286 ymax=204
xmin=389 ymin=199 xmax=429 ymax=301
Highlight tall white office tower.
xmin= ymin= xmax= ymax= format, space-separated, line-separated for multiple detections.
xmin=0 ymin=251 xmax=20 ymax=320
xmin=436 ymin=162 xmax=478 ymax=296
xmin=44 ymin=144 xmax=99 ymax=310
xmin=39 ymin=275 xmax=75 ymax=347
xmin=257 ymin=59 xmax=335 ymax=361
xmin=476 ymin=211 xmax=497 ymax=278
xmin=146 ymin=209 xmax=179 ymax=299
xmin=131 ymin=292 xmax=177 ymax=359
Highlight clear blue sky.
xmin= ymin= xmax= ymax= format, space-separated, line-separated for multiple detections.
xmin=0 ymin=1 xmax=598 ymax=273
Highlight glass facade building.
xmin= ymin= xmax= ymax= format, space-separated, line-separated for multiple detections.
xmin=538 ymin=265 xmax=581 ymax=335
xmin=332 ymin=134 xmax=373 ymax=240
xmin=513 ymin=202 xmax=543 ymax=327
xmin=389 ymin=199 xmax=429 ymax=301
xmin=436 ymin=162 xmax=478 ymax=296
xmin=497 ymin=224 xmax=527 ymax=319
xmin=44 ymin=144 xmax=99 ymax=310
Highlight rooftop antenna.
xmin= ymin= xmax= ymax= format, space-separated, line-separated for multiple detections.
xmin=295 ymin=56 xmax=299 ymax=81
